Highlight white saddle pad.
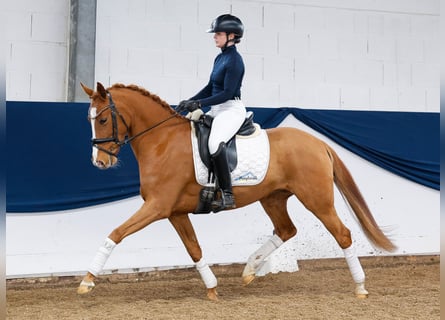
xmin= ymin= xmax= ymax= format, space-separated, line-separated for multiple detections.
xmin=191 ymin=123 xmax=270 ymax=187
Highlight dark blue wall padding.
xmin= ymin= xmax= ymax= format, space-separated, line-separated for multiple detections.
xmin=6 ymin=102 xmax=439 ymax=213
xmin=249 ymin=107 xmax=439 ymax=191
xmin=7 ymin=102 xmax=140 ymax=213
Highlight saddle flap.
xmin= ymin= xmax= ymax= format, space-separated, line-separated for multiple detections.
xmin=194 ymin=116 xmax=237 ymax=172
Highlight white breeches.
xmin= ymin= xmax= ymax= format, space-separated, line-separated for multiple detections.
xmin=206 ymin=99 xmax=246 ymax=155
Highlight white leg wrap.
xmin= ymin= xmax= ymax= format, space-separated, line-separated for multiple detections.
xmin=196 ymin=258 xmax=217 ymax=289
xmin=343 ymin=243 xmax=365 ymax=284
xmin=88 ymin=238 xmax=116 ymax=276
xmin=246 ymin=234 xmax=284 ymax=273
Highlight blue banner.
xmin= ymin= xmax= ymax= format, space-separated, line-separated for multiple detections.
xmin=6 ymin=102 xmax=439 ymax=212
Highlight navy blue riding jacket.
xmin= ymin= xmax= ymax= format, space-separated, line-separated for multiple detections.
xmin=191 ymin=45 xmax=244 ymax=107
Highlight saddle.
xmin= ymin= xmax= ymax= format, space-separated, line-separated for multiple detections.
xmin=193 ymin=111 xmax=256 ymax=214
xmin=194 ymin=111 xmax=256 ymax=180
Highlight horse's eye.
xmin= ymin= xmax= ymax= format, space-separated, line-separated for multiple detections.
xmin=99 ymin=118 xmax=107 ymax=125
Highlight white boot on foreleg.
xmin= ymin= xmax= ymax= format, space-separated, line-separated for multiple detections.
xmin=196 ymin=258 xmax=218 ymax=300
xmin=78 ymin=237 xmax=116 ymax=294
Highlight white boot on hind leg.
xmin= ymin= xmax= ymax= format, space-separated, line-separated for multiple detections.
xmin=242 ymin=234 xmax=283 ymax=285
xmin=343 ymin=243 xmax=368 ymax=298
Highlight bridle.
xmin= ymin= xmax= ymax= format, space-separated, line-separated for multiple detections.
xmin=89 ymin=90 xmax=177 ymax=157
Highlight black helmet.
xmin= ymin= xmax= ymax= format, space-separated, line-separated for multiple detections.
xmin=207 ymin=14 xmax=244 ymax=41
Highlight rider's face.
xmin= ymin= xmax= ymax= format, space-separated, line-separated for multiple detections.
xmin=214 ymin=32 xmax=234 ymax=48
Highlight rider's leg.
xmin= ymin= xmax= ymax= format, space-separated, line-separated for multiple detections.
xmin=207 ymin=101 xmax=246 ymax=211
xmin=210 ymin=142 xmax=235 ymax=211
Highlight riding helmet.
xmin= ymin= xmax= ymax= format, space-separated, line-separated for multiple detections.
xmin=207 ymin=14 xmax=244 ymax=42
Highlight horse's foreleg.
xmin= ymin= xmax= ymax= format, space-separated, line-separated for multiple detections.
xmin=78 ymin=201 xmax=167 ymax=295
xmin=77 ymin=237 xmax=116 ymax=294
xmin=168 ymin=214 xmax=218 ymax=301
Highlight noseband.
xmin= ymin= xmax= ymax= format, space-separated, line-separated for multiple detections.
xmin=89 ymin=91 xmax=177 ymax=157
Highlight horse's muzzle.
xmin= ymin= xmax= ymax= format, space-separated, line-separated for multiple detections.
xmin=92 ymin=158 xmax=108 ymax=169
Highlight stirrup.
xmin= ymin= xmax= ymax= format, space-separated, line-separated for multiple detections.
xmin=211 ymin=191 xmax=235 ymax=212
xmin=194 ymin=187 xmax=215 ymax=214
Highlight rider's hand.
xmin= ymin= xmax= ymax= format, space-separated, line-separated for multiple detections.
xmin=177 ymin=100 xmax=201 ymax=113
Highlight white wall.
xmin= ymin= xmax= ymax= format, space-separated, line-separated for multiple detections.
xmin=5 ymin=0 xmax=440 ymax=111
xmin=95 ymin=0 xmax=440 ymax=111
xmin=5 ymin=0 xmax=70 ymax=101
xmin=6 ymin=117 xmax=439 ymax=278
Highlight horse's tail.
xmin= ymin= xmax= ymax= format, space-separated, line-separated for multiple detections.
xmin=328 ymin=146 xmax=396 ymax=252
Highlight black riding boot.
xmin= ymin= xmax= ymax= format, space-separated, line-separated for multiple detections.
xmin=211 ymin=142 xmax=235 ymax=212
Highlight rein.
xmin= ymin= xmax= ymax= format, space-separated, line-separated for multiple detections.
xmin=90 ymin=90 xmax=177 ymax=157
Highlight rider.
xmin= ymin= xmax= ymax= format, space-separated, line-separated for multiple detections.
xmin=178 ymin=14 xmax=246 ymax=211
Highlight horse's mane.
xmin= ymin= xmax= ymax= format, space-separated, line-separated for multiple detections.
xmin=108 ymin=83 xmax=177 ymax=114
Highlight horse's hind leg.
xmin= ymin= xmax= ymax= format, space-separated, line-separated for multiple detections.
xmin=301 ymin=186 xmax=368 ymax=298
xmin=314 ymin=206 xmax=368 ymax=298
xmin=242 ymin=191 xmax=297 ymax=285
xmin=168 ymin=214 xmax=218 ymax=301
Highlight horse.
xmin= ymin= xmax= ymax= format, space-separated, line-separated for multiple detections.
xmin=77 ymin=82 xmax=396 ymax=300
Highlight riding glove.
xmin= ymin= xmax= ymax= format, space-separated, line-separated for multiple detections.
xmin=177 ymin=100 xmax=201 ymax=113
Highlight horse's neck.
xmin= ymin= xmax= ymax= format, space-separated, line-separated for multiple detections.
xmin=124 ymin=96 xmax=189 ymax=159
xmin=124 ymin=94 xmax=176 ymax=133
xmin=130 ymin=96 xmax=169 ymax=120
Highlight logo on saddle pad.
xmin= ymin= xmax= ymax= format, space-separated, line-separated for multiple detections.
xmin=191 ymin=122 xmax=270 ymax=186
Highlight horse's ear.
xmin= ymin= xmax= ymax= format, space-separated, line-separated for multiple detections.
xmin=80 ymin=82 xmax=94 ymax=97
xmin=96 ymin=82 xmax=107 ymax=99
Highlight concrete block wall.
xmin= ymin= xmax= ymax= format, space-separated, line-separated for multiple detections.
xmin=93 ymin=0 xmax=439 ymax=111
xmin=5 ymin=0 xmax=440 ymax=109
xmin=5 ymin=0 xmax=70 ymax=101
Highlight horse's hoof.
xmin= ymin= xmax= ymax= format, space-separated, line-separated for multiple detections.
xmin=77 ymin=280 xmax=95 ymax=295
xmin=355 ymin=283 xmax=368 ymax=299
xmin=242 ymin=274 xmax=256 ymax=286
xmin=207 ymin=287 xmax=218 ymax=301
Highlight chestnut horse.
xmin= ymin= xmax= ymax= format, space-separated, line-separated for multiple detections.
xmin=78 ymin=82 xmax=395 ymax=300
